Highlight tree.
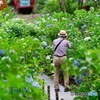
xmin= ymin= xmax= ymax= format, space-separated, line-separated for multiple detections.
xmin=58 ymin=0 xmax=67 ymax=13
xmin=78 ymin=0 xmax=83 ymax=9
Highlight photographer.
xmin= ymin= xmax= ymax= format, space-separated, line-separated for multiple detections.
xmin=53 ymin=30 xmax=71 ymax=92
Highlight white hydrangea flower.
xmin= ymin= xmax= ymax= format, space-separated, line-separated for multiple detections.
xmin=34 ymin=38 xmax=39 ymax=41
xmin=46 ymin=14 xmax=50 ymax=16
xmin=80 ymin=66 xmax=87 ymax=71
xmin=46 ymin=55 xmax=51 ymax=60
xmin=52 ymin=19 xmax=57 ymax=21
xmin=2 ymin=56 xmax=12 ymax=62
xmin=9 ymin=50 xmax=15 ymax=54
xmin=20 ymin=56 xmax=25 ymax=60
xmin=62 ymin=17 xmax=66 ymax=20
xmin=5 ymin=14 xmax=9 ymax=17
xmin=84 ymin=37 xmax=91 ymax=41
xmin=42 ymin=41 xmax=47 ymax=46
xmin=41 ymin=14 xmax=45 ymax=17
xmin=86 ymin=57 xmax=92 ymax=63
xmin=90 ymin=7 xmax=94 ymax=10
xmin=50 ymin=63 xmax=54 ymax=66
xmin=21 ymin=38 xmax=24 ymax=41
xmin=69 ymin=57 xmax=74 ymax=61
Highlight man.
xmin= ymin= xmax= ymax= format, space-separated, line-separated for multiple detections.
xmin=53 ymin=30 xmax=71 ymax=92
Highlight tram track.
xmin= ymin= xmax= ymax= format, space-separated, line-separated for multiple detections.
xmin=15 ymin=13 xmax=40 ymax=22
xmin=11 ymin=5 xmax=40 ymax=22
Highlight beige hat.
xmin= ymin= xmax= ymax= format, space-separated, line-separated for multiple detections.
xmin=58 ymin=30 xmax=67 ymax=37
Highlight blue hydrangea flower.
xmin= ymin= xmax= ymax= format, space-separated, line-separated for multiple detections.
xmin=88 ymin=90 xmax=98 ymax=96
xmin=74 ymin=60 xmax=81 ymax=67
xmin=81 ymin=25 xmax=86 ymax=31
xmin=32 ymin=81 xmax=41 ymax=88
xmin=74 ymin=75 xmax=83 ymax=84
xmin=42 ymin=41 xmax=48 ymax=48
xmin=82 ymin=71 xmax=89 ymax=76
xmin=0 ymin=50 xmax=5 ymax=57
xmin=26 ymin=75 xmax=33 ymax=83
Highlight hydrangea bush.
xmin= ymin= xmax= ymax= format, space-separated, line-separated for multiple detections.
xmin=0 ymin=8 xmax=47 ymax=100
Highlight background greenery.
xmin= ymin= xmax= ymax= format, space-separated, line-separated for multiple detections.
xmin=0 ymin=1 xmax=100 ymax=100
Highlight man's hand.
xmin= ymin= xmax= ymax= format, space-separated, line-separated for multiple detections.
xmin=66 ymin=35 xmax=68 ymax=40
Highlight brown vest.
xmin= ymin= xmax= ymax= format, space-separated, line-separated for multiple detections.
xmin=0 ymin=0 xmax=7 ymax=11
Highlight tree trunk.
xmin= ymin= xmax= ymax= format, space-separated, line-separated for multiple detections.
xmin=78 ymin=0 xmax=83 ymax=9
xmin=58 ymin=0 xmax=67 ymax=13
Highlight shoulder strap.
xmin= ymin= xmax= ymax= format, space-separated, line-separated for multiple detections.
xmin=54 ymin=39 xmax=64 ymax=51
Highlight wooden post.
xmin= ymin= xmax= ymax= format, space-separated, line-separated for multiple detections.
xmin=47 ymin=86 xmax=50 ymax=100
xmin=42 ymin=79 xmax=45 ymax=96
xmin=42 ymin=79 xmax=45 ymax=90
xmin=55 ymin=92 xmax=59 ymax=100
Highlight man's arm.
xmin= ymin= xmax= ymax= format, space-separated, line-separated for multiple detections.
xmin=66 ymin=35 xmax=71 ymax=48
xmin=67 ymin=41 xmax=71 ymax=48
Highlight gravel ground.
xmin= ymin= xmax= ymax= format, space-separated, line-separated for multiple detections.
xmin=15 ymin=14 xmax=40 ymax=22
xmin=11 ymin=6 xmax=40 ymax=22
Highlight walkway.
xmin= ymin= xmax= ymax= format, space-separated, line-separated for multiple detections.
xmin=40 ymin=74 xmax=75 ymax=100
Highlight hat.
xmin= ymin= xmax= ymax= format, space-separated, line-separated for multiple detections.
xmin=58 ymin=30 xmax=67 ymax=37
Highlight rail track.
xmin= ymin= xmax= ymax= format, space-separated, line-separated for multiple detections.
xmin=11 ymin=5 xmax=40 ymax=22
xmin=15 ymin=13 xmax=40 ymax=22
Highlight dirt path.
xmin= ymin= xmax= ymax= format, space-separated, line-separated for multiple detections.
xmin=11 ymin=5 xmax=40 ymax=22
xmin=15 ymin=14 xmax=40 ymax=22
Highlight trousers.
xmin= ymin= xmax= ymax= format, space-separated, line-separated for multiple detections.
xmin=53 ymin=56 xmax=69 ymax=89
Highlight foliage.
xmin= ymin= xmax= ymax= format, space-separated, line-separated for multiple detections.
xmin=65 ymin=0 xmax=78 ymax=13
xmin=40 ymin=0 xmax=78 ymax=14
xmin=0 ymin=34 xmax=47 ymax=99
xmin=0 ymin=7 xmax=15 ymax=23
xmin=35 ymin=0 xmax=100 ymax=14
xmin=34 ymin=0 xmax=47 ymax=13
xmin=83 ymin=0 xmax=100 ymax=8
xmin=1 ymin=18 xmax=36 ymax=37
xmin=41 ymin=0 xmax=60 ymax=13
xmin=0 ymin=8 xmax=48 ymax=100
xmin=6 ymin=0 xmax=11 ymax=4
xmin=34 ymin=12 xmax=72 ymax=40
